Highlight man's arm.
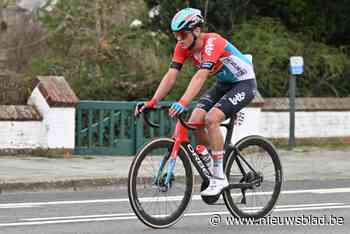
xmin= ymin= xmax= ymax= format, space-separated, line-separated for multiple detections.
xmin=168 ymin=69 xmax=209 ymax=117
xmin=151 ymin=68 xmax=179 ymax=103
xmin=179 ymin=69 xmax=210 ymax=105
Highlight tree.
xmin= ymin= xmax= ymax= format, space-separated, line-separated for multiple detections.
xmin=233 ymin=17 xmax=350 ymax=97
xmin=252 ymin=0 xmax=350 ymax=49
xmin=144 ymin=0 xmax=253 ymax=38
xmin=144 ymin=0 xmax=350 ymax=97
xmin=29 ymin=0 xmax=174 ymax=100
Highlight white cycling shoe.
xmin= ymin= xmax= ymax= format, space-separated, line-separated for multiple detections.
xmin=201 ymin=176 xmax=229 ymax=196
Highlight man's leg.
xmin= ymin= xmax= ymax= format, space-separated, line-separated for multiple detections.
xmin=190 ymin=83 xmax=229 ymax=146
xmin=205 ymin=107 xmax=226 ymax=178
xmin=201 ymin=107 xmax=228 ymax=196
xmin=207 ymin=80 xmax=256 ymax=179
xmin=188 ymin=108 xmax=209 ymax=146
xmin=201 ymin=79 xmax=257 ymax=196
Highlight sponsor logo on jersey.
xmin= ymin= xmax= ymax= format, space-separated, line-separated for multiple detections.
xmin=228 ymin=92 xmax=246 ymax=106
xmin=200 ymin=61 xmax=214 ymax=70
xmin=222 ymin=57 xmax=248 ymax=78
xmin=205 ymin=37 xmax=217 ymax=56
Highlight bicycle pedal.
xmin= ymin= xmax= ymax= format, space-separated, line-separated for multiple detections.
xmin=201 ymin=194 xmax=220 ymax=205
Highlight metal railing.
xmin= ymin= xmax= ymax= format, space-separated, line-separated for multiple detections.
xmin=74 ymin=101 xmax=196 ymax=156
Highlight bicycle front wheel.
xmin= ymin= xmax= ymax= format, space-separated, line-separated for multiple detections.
xmin=128 ymin=138 xmax=193 ymax=229
xmin=223 ymin=135 xmax=283 ymax=219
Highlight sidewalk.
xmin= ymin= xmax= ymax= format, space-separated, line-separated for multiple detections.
xmin=0 ymin=147 xmax=349 ymax=192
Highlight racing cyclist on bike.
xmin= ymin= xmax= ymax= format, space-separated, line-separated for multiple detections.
xmin=135 ymin=8 xmax=257 ymax=196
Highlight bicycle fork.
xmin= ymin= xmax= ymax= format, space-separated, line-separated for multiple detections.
xmin=154 ymin=157 xmax=176 ymax=189
xmin=154 ymin=121 xmax=188 ymax=189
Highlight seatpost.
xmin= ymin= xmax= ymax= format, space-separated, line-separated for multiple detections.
xmin=223 ymin=114 xmax=237 ymax=147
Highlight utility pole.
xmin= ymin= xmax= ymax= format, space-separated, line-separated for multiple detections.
xmin=288 ymin=75 xmax=296 ymax=148
xmin=289 ymin=56 xmax=304 ymax=149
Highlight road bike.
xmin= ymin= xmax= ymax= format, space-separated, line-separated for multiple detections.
xmin=128 ymin=106 xmax=283 ymax=228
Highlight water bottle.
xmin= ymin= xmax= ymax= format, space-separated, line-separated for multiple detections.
xmin=195 ymin=145 xmax=213 ymax=174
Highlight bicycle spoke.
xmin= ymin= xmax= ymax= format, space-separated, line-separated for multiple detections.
xmin=224 ymin=137 xmax=282 ymax=219
xmin=129 ymin=139 xmax=192 ymax=227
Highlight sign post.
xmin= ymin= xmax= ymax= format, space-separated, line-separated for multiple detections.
xmin=289 ymin=56 xmax=304 ymax=149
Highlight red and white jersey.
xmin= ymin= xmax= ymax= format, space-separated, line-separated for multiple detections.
xmin=171 ymin=33 xmax=255 ymax=83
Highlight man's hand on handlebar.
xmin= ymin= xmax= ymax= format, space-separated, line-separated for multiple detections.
xmin=169 ymin=99 xmax=188 ymax=118
xmin=134 ymin=99 xmax=157 ymax=116
xmin=135 ymin=104 xmax=196 ymax=130
xmin=169 ymin=102 xmax=186 ymax=118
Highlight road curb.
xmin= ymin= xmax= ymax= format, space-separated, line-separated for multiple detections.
xmin=0 ymin=175 xmax=207 ymax=193
xmin=0 ymin=177 xmax=129 ymax=193
xmin=2 ymin=174 xmax=350 ymax=193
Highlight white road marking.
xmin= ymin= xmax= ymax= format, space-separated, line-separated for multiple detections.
xmin=0 ymin=204 xmax=40 ymax=209
xmin=0 ymin=203 xmax=350 ymax=227
xmin=23 ymin=213 xmax=135 ymax=221
xmin=274 ymin=205 xmax=350 ymax=212
xmin=313 ymin=188 xmax=350 ymax=194
xmin=0 ymin=217 xmax=139 ymax=227
xmin=283 ymin=187 xmax=350 ymax=194
xmin=0 ymin=198 xmax=128 ymax=209
xmin=1 ymin=187 xmax=350 ymax=209
xmin=20 ymin=203 xmax=342 ymax=221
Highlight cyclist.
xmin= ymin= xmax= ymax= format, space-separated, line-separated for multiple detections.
xmin=135 ymin=8 xmax=257 ymax=196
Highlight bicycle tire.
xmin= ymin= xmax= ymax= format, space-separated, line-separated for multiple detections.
xmin=223 ymin=135 xmax=283 ymax=219
xmin=128 ymin=138 xmax=193 ymax=229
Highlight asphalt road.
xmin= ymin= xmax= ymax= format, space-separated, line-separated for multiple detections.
xmin=0 ymin=180 xmax=349 ymax=234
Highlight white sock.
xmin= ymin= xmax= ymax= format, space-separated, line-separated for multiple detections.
xmin=212 ymin=150 xmax=225 ymax=179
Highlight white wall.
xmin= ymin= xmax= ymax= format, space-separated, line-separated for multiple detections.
xmin=47 ymin=107 xmax=76 ymax=148
xmin=219 ymin=108 xmax=350 ymax=144
xmin=259 ymin=111 xmax=350 ymax=138
xmin=220 ymin=107 xmax=262 ymax=145
xmin=1 ymin=94 xmax=350 ymax=151
xmin=0 ymin=121 xmax=46 ymax=148
xmin=27 ymin=86 xmax=76 ymax=149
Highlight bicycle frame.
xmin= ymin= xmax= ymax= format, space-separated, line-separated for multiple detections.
xmin=148 ymin=111 xmax=260 ymax=191
xmin=131 ymin=109 xmax=282 ymax=228
xmin=163 ymin=115 xmax=238 ymax=185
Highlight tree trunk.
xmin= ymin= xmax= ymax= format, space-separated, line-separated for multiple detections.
xmin=95 ymin=0 xmax=102 ymax=80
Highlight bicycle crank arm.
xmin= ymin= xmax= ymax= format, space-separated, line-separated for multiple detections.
xmin=225 ymin=182 xmax=255 ymax=190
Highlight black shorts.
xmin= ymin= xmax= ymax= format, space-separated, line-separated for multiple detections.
xmin=195 ymin=79 xmax=257 ymax=119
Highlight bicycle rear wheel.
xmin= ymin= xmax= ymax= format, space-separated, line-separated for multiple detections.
xmin=223 ymin=135 xmax=283 ymax=219
xmin=128 ymin=138 xmax=193 ymax=229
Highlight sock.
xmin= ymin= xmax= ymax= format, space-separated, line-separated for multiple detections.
xmin=212 ymin=150 xmax=225 ymax=179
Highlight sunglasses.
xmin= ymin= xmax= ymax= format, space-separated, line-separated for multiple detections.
xmin=174 ymin=31 xmax=190 ymax=41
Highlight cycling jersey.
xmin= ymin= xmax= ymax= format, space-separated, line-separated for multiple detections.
xmin=171 ymin=33 xmax=256 ymax=83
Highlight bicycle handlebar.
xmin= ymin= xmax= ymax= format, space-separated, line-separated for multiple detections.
xmin=139 ymin=105 xmax=237 ymax=132
xmin=141 ymin=106 xmax=196 ymax=130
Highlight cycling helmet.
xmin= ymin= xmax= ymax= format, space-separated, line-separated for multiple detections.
xmin=171 ymin=8 xmax=204 ymax=32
